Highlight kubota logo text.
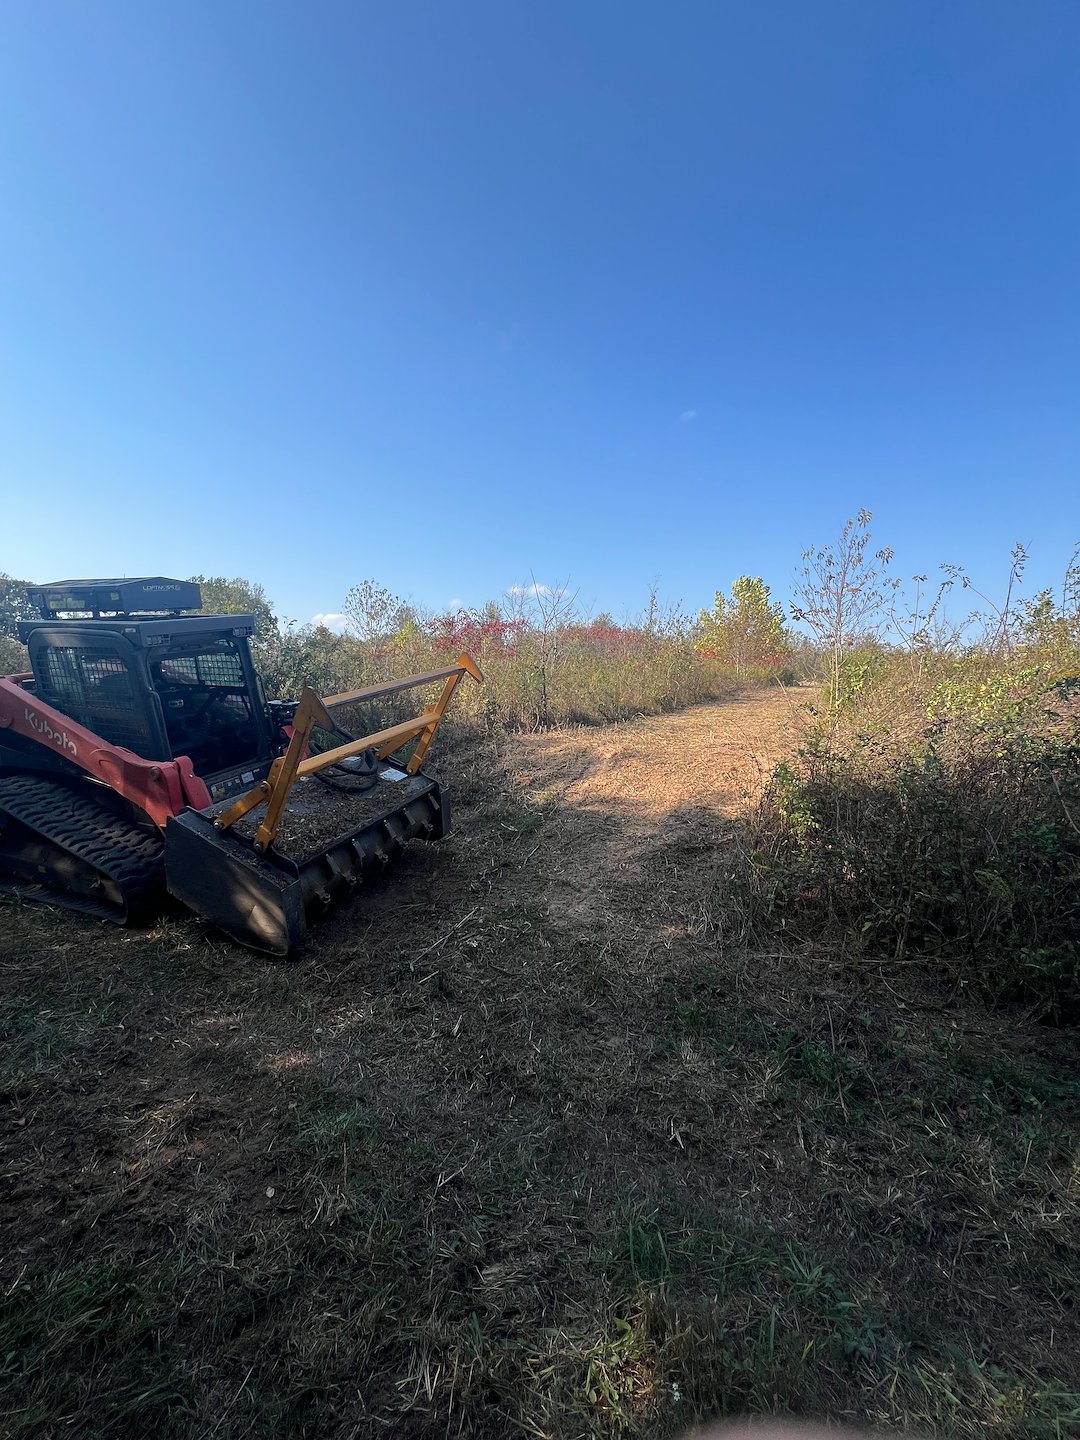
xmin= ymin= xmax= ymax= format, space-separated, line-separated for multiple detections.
xmin=25 ymin=708 xmax=78 ymax=757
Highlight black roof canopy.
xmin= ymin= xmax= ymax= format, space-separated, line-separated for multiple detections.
xmin=26 ymin=577 xmax=204 ymax=619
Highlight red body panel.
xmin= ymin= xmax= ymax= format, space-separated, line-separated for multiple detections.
xmin=0 ymin=674 xmax=211 ymax=828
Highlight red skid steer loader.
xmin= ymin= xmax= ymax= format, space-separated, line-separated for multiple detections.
xmin=0 ymin=578 xmax=481 ymax=954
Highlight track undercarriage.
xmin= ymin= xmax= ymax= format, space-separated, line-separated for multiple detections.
xmin=0 ymin=775 xmax=164 ymax=925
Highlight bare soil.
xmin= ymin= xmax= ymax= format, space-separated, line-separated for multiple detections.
xmin=1 ymin=691 xmax=1077 ymax=1439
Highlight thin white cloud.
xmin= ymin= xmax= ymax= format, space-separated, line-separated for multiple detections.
xmin=506 ymin=582 xmax=553 ymax=598
xmin=312 ymin=612 xmax=348 ymax=633
xmin=679 ymin=409 xmax=698 ymax=423
xmin=447 ymin=597 xmax=464 ymax=610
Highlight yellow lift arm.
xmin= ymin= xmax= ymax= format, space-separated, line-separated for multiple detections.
xmin=213 ymin=652 xmax=482 ymax=854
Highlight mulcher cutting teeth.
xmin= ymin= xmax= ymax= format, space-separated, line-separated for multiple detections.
xmin=165 ymin=762 xmax=449 ymax=954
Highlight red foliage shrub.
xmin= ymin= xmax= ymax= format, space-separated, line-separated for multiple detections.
xmin=431 ymin=610 xmax=528 ymax=656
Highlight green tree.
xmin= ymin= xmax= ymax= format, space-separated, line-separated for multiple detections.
xmin=0 ymin=574 xmax=37 ymax=637
xmin=254 ymin=621 xmax=363 ymax=698
xmin=791 ymin=511 xmax=892 ymax=709
xmin=698 ymin=576 xmax=790 ymax=677
xmin=1021 ymin=542 xmax=1080 ymax=669
xmin=190 ymin=575 xmax=278 ymax=641
xmin=0 ymin=573 xmax=36 ymax=673
xmin=343 ymin=579 xmax=411 ymax=643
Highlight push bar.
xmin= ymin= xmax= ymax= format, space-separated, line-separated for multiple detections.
xmin=213 ymin=652 xmax=482 ymax=854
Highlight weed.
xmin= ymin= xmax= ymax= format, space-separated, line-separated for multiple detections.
xmin=741 ymin=683 xmax=1080 ymax=1015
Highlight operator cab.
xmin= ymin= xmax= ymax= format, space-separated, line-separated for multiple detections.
xmin=17 ymin=578 xmax=275 ymax=795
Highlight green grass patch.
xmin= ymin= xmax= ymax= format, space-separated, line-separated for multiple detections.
xmin=0 ymin=1260 xmax=192 ymax=1435
xmin=0 ymin=986 xmax=131 ymax=1081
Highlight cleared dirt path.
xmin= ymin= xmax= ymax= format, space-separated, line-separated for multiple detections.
xmin=497 ymin=690 xmax=803 ymax=933
xmin=508 ymin=691 xmax=799 ymax=823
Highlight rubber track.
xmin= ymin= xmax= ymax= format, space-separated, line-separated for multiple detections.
xmin=0 ymin=774 xmax=165 ymax=924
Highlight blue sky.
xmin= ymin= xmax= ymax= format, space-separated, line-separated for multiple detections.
xmin=1 ymin=1 xmax=1078 ymax=627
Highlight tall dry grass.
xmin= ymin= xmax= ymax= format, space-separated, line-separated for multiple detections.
xmin=256 ymin=608 xmax=765 ymax=732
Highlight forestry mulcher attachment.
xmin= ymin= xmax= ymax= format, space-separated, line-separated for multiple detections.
xmin=0 ymin=578 xmax=481 ymax=954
